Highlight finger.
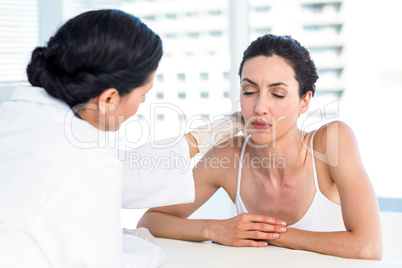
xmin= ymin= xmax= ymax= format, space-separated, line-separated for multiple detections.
xmin=239 ymin=221 xmax=282 ymax=233
xmin=247 ymin=222 xmax=287 ymax=233
xmin=246 ymin=214 xmax=287 ymax=226
xmin=243 ymin=231 xmax=280 ymax=241
xmin=234 ymin=239 xmax=268 ymax=247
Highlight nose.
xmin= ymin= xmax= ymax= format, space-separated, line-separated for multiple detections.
xmin=254 ymin=95 xmax=269 ymax=115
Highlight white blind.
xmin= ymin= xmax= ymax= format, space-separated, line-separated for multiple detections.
xmin=0 ymin=0 xmax=122 ymax=103
xmin=62 ymin=0 xmax=122 ymax=21
xmin=0 ymin=0 xmax=39 ymax=102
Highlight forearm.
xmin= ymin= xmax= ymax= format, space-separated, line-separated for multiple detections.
xmin=269 ymin=228 xmax=382 ymax=260
xmin=138 ymin=211 xmax=215 ymax=242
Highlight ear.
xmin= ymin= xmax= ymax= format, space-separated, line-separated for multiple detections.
xmin=299 ymin=91 xmax=312 ymax=115
xmin=97 ymin=88 xmax=119 ymax=115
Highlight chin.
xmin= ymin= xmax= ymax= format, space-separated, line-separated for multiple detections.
xmin=248 ymin=132 xmax=274 ymax=147
xmin=105 ymin=123 xmax=122 ymax=132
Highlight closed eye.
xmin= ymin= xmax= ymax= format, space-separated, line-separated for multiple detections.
xmin=273 ymin=94 xmax=285 ymax=99
xmin=243 ymin=92 xmax=256 ymax=96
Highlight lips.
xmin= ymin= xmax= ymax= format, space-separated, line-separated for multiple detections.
xmin=251 ymin=119 xmax=271 ymax=130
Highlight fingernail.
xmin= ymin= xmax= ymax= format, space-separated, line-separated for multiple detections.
xmin=281 ymin=221 xmax=287 ymax=226
xmin=280 ymin=227 xmax=286 ymax=232
xmin=273 ymin=233 xmax=279 ymax=238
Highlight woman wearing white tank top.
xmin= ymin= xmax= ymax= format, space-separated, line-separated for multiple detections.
xmin=139 ymin=34 xmax=382 ymax=260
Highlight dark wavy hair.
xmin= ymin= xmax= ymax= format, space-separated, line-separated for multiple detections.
xmin=238 ymin=34 xmax=318 ymax=97
xmin=27 ymin=9 xmax=163 ymax=108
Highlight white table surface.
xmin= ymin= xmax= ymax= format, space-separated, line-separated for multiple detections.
xmin=155 ymin=238 xmax=402 ymax=268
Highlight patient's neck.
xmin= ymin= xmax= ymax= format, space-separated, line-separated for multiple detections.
xmin=247 ymin=129 xmax=308 ymax=175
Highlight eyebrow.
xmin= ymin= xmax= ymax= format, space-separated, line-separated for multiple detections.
xmin=241 ymin=78 xmax=258 ymax=86
xmin=268 ymin=82 xmax=289 ymax=87
xmin=241 ymin=78 xmax=288 ymax=88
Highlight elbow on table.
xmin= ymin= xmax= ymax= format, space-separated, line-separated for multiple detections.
xmin=136 ymin=218 xmax=145 ymax=229
xmin=353 ymin=239 xmax=383 ymax=260
xmin=136 ymin=211 xmax=152 ymax=229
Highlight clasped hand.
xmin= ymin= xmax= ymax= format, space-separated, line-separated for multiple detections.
xmin=211 ymin=213 xmax=287 ymax=247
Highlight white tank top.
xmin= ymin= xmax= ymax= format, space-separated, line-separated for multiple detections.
xmin=234 ymin=134 xmax=345 ymax=232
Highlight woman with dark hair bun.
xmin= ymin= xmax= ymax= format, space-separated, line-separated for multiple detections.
xmin=0 ymin=9 xmax=243 ymax=267
xmin=26 ymin=9 xmax=164 ymax=130
xmin=139 ymin=34 xmax=382 ymax=260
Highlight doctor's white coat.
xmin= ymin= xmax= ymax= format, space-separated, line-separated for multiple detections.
xmin=0 ymin=86 xmax=195 ymax=267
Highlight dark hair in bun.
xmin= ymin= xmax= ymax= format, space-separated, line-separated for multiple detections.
xmin=27 ymin=9 xmax=162 ymax=108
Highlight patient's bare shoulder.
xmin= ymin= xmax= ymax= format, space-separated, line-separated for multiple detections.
xmin=193 ymin=135 xmax=246 ymax=199
xmin=195 ymin=135 xmax=246 ymax=183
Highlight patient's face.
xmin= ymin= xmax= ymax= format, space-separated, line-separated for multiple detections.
xmin=240 ymin=55 xmax=305 ymax=145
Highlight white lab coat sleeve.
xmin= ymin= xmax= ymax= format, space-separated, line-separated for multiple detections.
xmin=121 ymin=136 xmax=195 ymax=209
xmin=31 ymin=151 xmax=165 ymax=267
